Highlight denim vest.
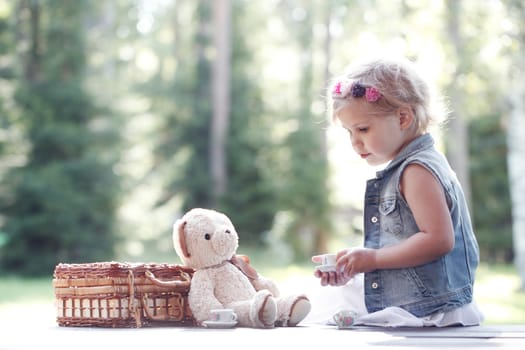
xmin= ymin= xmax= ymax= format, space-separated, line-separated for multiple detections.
xmin=363 ymin=133 xmax=479 ymax=317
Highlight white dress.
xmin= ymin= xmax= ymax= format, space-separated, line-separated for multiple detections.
xmin=302 ymin=273 xmax=484 ymax=327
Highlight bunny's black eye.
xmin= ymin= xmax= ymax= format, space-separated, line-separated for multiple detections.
xmin=204 ymin=233 xmax=211 ymax=240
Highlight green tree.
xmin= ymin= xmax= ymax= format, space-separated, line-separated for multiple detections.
xmin=0 ymin=1 xmax=13 ymax=158
xmin=0 ymin=0 xmax=119 ymax=275
xmin=153 ymin=1 xmax=214 ymax=211
xmin=469 ymin=116 xmax=512 ymax=262
xmin=219 ymin=0 xmax=277 ymax=240
xmin=276 ymin=0 xmax=331 ymax=260
xmin=440 ymin=0 xmax=513 ymax=263
xmin=0 ymin=2 xmax=15 ymax=251
xmin=152 ymin=1 xmax=276 ymax=242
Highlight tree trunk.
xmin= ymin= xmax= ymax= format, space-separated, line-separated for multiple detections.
xmin=508 ymin=72 xmax=525 ymax=289
xmin=445 ymin=0 xmax=471 ymax=205
xmin=508 ymin=2 xmax=525 ymax=289
xmin=313 ymin=0 xmax=333 ymax=255
xmin=25 ymin=0 xmax=41 ymax=81
xmin=210 ymin=0 xmax=231 ymax=203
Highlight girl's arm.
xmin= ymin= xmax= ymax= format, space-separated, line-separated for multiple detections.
xmin=375 ymin=163 xmax=454 ymax=268
xmin=337 ymin=163 xmax=455 ymax=278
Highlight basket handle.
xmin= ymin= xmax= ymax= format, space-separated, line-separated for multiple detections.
xmin=144 ymin=270 xmax=191 ymax=288
xmin=128 ymin=270 xmax=143 ymax=327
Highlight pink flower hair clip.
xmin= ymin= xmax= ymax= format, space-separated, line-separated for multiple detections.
xmin=332 ymin=81 xmax=382 ymax=103
xmin=365 ymin=86 xmax=381 ymax=102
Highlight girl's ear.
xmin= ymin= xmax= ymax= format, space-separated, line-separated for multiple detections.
xmin=397 ymin=106 xmax=415 ymax=130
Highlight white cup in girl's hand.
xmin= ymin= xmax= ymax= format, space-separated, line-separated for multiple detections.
xmin=210 ymin=309 xmax=238 ymax=322
xmin=320 ymin=253 xmax=337 ymax=266
xmin=315 ymin=253 xmax=337 ymax=272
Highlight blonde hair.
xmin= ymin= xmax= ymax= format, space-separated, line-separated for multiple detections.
xmin=328 ymin=57 xmax=443 ymax=134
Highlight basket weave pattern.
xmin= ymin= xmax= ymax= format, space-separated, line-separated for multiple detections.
xmin=53 ymin=262 xmax=195 ymax=328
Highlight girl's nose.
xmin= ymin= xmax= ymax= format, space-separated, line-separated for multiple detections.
xmin=350 ymin=134 xmax=362 ymax=148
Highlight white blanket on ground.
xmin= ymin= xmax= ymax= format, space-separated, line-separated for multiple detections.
xmin=302 ymin=273 xmax=484 ymax=328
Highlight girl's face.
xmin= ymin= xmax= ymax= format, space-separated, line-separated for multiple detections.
xmin=336 ymin=100 xmax=416 ymax=166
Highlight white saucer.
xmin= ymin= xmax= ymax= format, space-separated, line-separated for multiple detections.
xmin=202 ymin=320 xmax=238 ymax=329
xmin=315 ymin=264 xmax=336 ymax=272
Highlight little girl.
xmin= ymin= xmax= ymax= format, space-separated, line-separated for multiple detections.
xmin=309 ymin=56 xmax=483 ymax=327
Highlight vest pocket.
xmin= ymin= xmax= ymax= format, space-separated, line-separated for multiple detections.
xmin=379 ymin=198 xmax=403 ymax=236
xmin=379 ymin=198 xmax=397 ymax=215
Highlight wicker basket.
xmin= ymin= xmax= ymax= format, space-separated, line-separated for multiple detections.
xmin=53 ymin=262 xmax=195 ymax=328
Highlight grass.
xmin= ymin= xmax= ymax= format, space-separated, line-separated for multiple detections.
xmin=0 ymin=277 xmax=54 ymax=304
xmin=475 ymin=263 xmax=525 ymax=324
xmin=1 ymin=262 xmax=524 ymax=325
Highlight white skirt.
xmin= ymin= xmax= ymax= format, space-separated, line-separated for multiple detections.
xmin=302 ymin=273 xmax=484 ymax=327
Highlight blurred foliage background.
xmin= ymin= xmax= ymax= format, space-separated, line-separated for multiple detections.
xmin=0 ymin=0 xmax=523 ymax=286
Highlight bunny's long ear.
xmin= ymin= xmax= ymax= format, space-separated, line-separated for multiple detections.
xmin=177 ymin=220 xmax=191 ymax=258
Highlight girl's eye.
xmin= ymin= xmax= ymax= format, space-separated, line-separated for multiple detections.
xmin=204 ymin=233 xmax=211 ymax=240
xmin=358 ymin=127 xmax=369 ymax=133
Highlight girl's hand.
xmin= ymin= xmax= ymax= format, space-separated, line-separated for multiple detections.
xmin=336 ymin=248 xmax=377 ymax=279
xmin=312 ymin=253 xmax=351 ymax=287
xmin=312 ymin=255 xmax=348 ymax=286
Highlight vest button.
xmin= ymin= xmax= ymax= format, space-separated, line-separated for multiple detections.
xmin=371 ymin=216 xmax=378 ymax=223
xmin=371 ymin=282 xmax=379 ymax=289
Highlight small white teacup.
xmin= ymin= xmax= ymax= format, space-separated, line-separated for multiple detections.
xmin=314 ymin=253 xmax=337 ymax=272
xmin=333 ymin=310 xmax=357 ymax=329
xmin=319 ymin=253 xmax=337 ymax=266
xmin=209 ymin=308 xmax=238 ymax=323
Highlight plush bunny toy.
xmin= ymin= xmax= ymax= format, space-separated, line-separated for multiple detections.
xmin=173 ymin=208 xmax=311 ymax=328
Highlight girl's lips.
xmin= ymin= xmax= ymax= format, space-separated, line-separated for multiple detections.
xmin=360 ymin=153 xmax=371 ymax=159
